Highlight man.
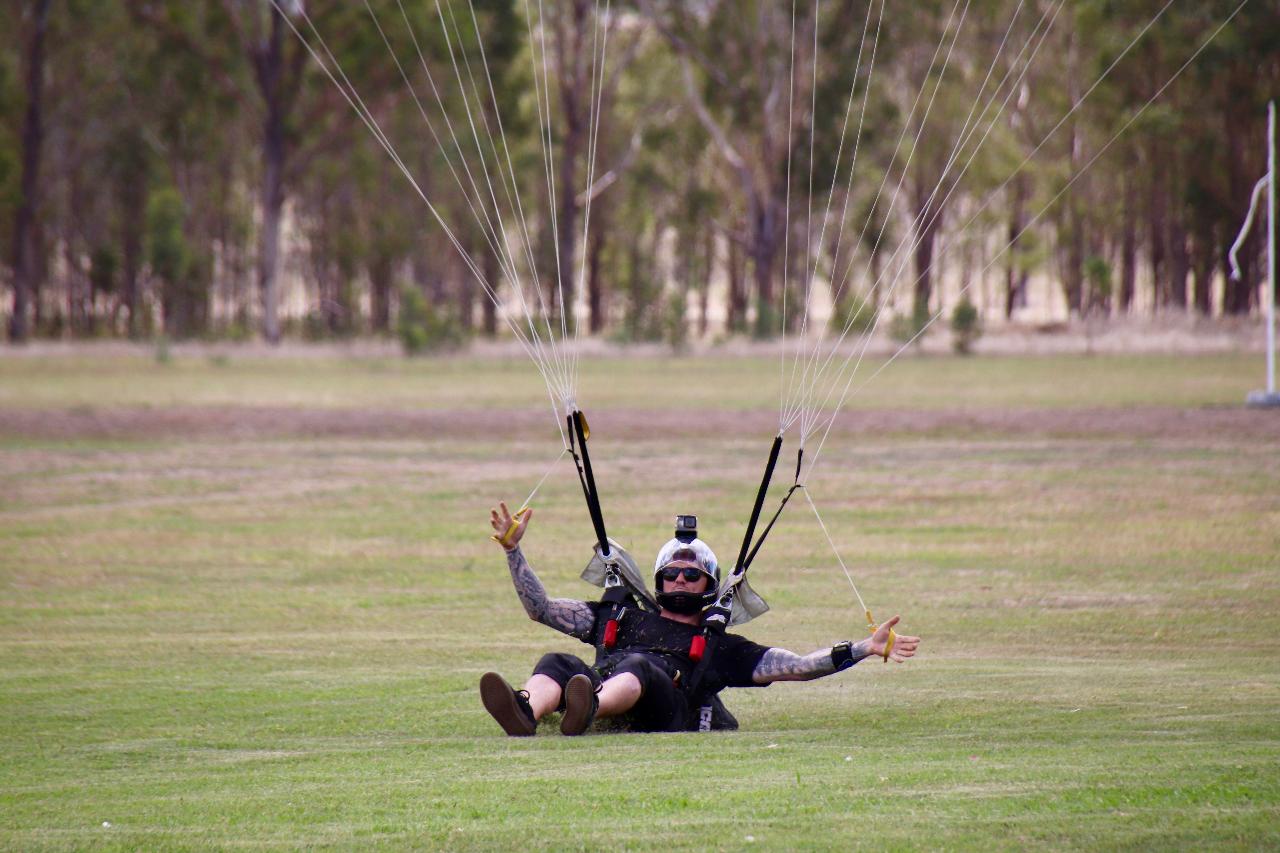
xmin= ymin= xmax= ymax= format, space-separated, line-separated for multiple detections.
xmin=480 ymin=501 xmax=920 ymax=736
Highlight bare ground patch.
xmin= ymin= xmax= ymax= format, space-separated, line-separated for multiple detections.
xmin=1 ymin=404 xmax=1278 ymax=443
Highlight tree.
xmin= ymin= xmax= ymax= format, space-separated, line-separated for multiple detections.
xmin=7 ymin=0 xmax=51 ymax=342
xmin=642 ymin=0 xmax=815 ymax=336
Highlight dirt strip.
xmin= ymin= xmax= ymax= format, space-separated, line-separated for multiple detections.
xmin=2 ymin=405 xmax=1277 ymax=443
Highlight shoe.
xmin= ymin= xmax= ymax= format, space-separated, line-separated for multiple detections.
xmin=479 ymin=672 xmax=536 ymax=736
xmin=560 ymin=673 xmax=598 ymax=736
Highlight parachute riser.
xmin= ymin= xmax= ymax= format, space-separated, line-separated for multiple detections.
xmin=568 ymin=409 xmax=611 ymax=558
xmin=733 ymin=434 xmax=784 ymax=575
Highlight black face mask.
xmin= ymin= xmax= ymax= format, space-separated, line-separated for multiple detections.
xmin=656 ymin=590 xmax=710 ymax=615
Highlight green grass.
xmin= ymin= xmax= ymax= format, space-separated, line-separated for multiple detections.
xmin=0 ymin=349 xmax=1261 ymax=410
xmin=1 ymin=351 xmax=1278 ymax=850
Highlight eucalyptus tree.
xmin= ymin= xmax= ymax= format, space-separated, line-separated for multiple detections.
xmin=640 ymin=0 xmax=817 ymax=336
xmin=6 ymin=0 xmax=51 ymax=342
xmin=1068 ymin=0 xmax=1278 ymax=317
xmin=138 ymin=0 xmax=436 ymax=340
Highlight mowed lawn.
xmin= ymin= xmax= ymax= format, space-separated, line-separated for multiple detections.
xmin=1 ymin=349 xmax=1277 ymax=851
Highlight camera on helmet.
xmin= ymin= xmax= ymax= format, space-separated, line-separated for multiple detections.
xmin=674 ymin=514 xmax=698 ymax=543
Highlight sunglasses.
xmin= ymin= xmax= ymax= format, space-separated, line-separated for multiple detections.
xmin=660 ymin=567 xmax=706 ymax=582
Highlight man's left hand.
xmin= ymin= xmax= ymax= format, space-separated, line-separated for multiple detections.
xmin=869 ymin=615 xmax=920 ymax=662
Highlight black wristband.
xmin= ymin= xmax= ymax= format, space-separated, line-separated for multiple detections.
xmin=831 ymin=640 xmax=855 ymax=671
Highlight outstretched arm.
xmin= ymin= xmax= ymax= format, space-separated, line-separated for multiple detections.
xmin=490 ymin=502 xmax=595 ymax=638
xmin=752 ymin=616 xmax=921 ymax=684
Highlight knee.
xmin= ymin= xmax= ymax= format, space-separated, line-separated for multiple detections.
xmin=616 ymin=653 xmax=650 ymax=671
xmin=537 ymin=652 xmax=578 ymax=670
xmin=611 ymin=654 xmax=661 ymax=694
xmin=533 ymin=653 xmax=583 ymax=688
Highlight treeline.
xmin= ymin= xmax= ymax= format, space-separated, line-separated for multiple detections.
xmin=1 ymin=0 xmax=1276 ymax=345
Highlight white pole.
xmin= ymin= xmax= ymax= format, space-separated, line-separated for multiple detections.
xmin=1268 ymin=99 xmax=1276 ymax=394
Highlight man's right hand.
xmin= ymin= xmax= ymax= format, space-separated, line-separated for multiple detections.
xmin=490 ymin=501 xmax=532 ymax=551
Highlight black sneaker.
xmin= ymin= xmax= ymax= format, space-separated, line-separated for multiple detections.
xmin=560 ymin=673 xmax=598 ymax=736
xmin=479 ymin=672 xmax=536 ymax=736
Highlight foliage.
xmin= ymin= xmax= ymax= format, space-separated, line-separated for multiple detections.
xmin=88 ymin=246 xmax=118 ymax=295
xmin=663 ymin=289 xmax=689 ymax=352
xmin=1084 ymin=255 xmax=1113 ymax=306
xmin=752 ymin=298 xmax=776 ymax=341
xmin=146 ymin=189 xmax=188 ymax=288
xmin=2 ymin=0 xmax=1279 ymax=342
xmin=950 ymin=295 xmax=982 ymax=355
xmin=396 ymin=283 xmax=467 ymax=356
xmin=145 ymin=187 xmax=209 ymax=338
xmin=830 ymin=292 xmax=878 ymax=337
xmin=889 ymin=301 xmax=932 ymax=347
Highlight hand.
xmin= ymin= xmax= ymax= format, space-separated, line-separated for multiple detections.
xmin=489 ymin=501 xmax=532 ymax=551
xmin=869 ymin=615 xmax=920 ymax=663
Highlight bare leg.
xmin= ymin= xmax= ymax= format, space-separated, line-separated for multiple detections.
xmin=596 ymin=672 xmax=642 ymax=718
xmin=522 ymin=674 xmax=562 ymax=719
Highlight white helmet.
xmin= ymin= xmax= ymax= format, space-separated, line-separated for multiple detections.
xmin=653 ymin=538 xmax=720 ymax=613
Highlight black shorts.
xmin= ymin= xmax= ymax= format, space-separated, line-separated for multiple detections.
xmin=532 ymin=652 xmax=689 ymax=733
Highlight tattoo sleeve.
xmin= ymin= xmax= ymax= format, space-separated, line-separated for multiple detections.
xmin=505 ymin=547 xmax=595 ymax=637
xmin=752 ymin=640 xmax=874 ymax=684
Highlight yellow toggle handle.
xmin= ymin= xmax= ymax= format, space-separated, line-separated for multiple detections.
xmin=579 ymin=411 xmax=590 ymax=441
xmin=491 ymin=506 xmax=529 ymax=549
xmin=866 ymin=610 xmax=896 ymax=662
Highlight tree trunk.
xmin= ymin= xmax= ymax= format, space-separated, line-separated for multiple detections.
xmin=455 ymin=243 xmax=473 ymax=333
xmin=913 ymin=220 xmax=939 ymax=320
xmin=750 ymin=195 xmax=778 ymax=334
xmin=727 ymin=237 xmax=745 ymax=333
xmin=554 ymin=145 xmax=579 ymax=334
xmin=255 ymin=7 xmax=288 ymax=344
xmin=1119 ymin=164 xmax=1137 ymax=313
xmin=64 ymin=238 xmax=83 ymax=338
xmin=912 ymin=180 xmax=942 ymax=319
xmin=587 ymin=219 xmax=605 ymax=334
xmin=551 ymin=0 xmax=591 ymax=336
xmin=1168 ymin=213 xmax=1189 ymax=310
xmin=8 ymin=0 xmax=52 ymax=342
xmin=1062 ymin=28 xmax=1084 ymax=316
xmin=369 ymin=253 xmax=393 ymax=334
xmin=1064 ymin=205 xmax=1085 ymax=315
xmin=1147 ymin=139 xmax=1169 ymax=311
xmin=1005 ymin=174 xmax=1028 ymax=319
xmin=481 ymin=248 xmax=498 ymax=337
xmin=1191 ymin=222 xmax=1215 ymax=316
xmin=121 ymin=192 xmax=144 ymax=336
xmin=698 ymin=227 xmax=713 ymax=337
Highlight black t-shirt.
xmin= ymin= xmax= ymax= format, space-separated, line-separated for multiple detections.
xmin=571 ymin=600 xmax=771 ymax=692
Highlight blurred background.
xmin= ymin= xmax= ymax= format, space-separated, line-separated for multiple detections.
xmin=2 ymin=0 xmax=1277 ymax=351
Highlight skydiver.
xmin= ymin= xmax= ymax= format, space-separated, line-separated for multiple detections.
xmin=479 ymin=501 xmax=921 ymax=736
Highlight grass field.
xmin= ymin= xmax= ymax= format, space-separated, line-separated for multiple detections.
xmin=2 ymin=348 xmax=1278 ymax=850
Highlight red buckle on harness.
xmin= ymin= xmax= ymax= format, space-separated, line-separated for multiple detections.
xmin=603 ymin=619 xmax=618 ymax=649
xmin=688 ymin=634 xmax=706 ymax=662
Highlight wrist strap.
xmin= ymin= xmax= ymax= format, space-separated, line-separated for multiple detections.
xmin=831 ymin=640 xmax=856 ymax=671
xmin=491 ymin=507 xmax=528 ymax=549
xmin=865 ymin=609 xmax=896 ymax=662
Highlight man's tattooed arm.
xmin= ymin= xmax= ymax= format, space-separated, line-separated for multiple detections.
xmin=505 ymin=547 xmax=595 ymax=637
xmin=752 ymin=640 xmax=874 ymax=684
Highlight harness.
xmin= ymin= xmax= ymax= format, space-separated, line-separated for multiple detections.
xmin=588 ymin=606 xmax=738 ymax=731
xmin=567 ymin=413 xmax=799 ymax=708
xmin=567 ymin=409 xmax=657 ymax=652
xmin=684 ymin=435 xmax=803 ymax=699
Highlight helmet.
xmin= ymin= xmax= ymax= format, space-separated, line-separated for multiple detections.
xmin=653 ymin=537 xmax=720 ymax=614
